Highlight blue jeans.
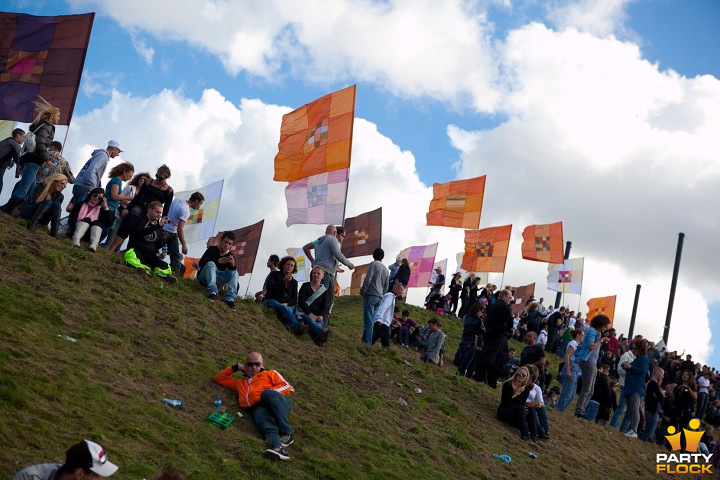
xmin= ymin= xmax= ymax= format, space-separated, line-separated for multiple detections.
xmin=640 ymin=411 xmax=659 ymax=442
xmin=533 ymin=406 xmax=549 ymax=434
xmin=263 ymin=299 xmax=299 ymax=328
xmin=556 ymin=362 xmax=580 ymax=412
xmin=70 ymin=184 xmax=90 ymax=206
xmin=362 ymin=294 xmax=382 ymax=344
xmin=18 ymin=199 xmax=60 ymax=226
xmin=12 ymin=162 xmax=39 ymax=202
xmin=102 ymin=208 xmax=120 ymax=248
xmin=696 ymin=392 xmax=709 ymax=420
xmin=198 ymin=262 xmax=238 ymax=301
xmin=249 ymin=390 xmax=293 ymax=449
xmin=298 ymin=313 xmax=324 ymax=338
xmin=610 ymin=387 xmax=630 ymax=430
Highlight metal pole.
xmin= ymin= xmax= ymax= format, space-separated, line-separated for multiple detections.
xmin=628 ymin=284 xmax=641 ymax=339
xmin=663 ymin=233 xmax=685 ymax=346
xmin=244 ymin=271 xmax=254 ymax=297
xmin=554 ymin=241 xmax=572 ymax=308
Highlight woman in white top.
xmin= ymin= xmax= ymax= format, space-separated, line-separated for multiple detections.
xmin=556 ymin=328 xmax=584 ymax=412
xmin=526 ymin=365 xmax=550 ymax=439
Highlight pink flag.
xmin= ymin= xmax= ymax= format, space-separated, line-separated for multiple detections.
xmin=398 ymin=243 xmax=438 ymax=288
xmin=285 ymin=168 xmax=348 ymax=226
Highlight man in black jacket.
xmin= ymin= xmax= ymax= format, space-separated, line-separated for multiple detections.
xmin=123 ymin=201 xmax=176 ymax=282
xmin=0 ymin=128 xmax=24 ymax=196
xmin=198 ymin=230 xmax=238 ymax=309
xmin=473 ymin=289 xmax=513 ymax=388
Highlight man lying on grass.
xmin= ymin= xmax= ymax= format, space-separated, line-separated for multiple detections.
xmin=214 ymin=352 xmax=296 ymax=461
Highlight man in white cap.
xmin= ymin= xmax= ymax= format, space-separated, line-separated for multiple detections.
xmin=15 ymin=439 xmax=118 ymax=479
xmin=69 ymin=140 xmax=123 ymax=209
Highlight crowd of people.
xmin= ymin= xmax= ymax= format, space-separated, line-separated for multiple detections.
xmin=448 ymin=281 xmax=720 ymax=455
xmin=5 ymin=99 xmax=719 ymax=473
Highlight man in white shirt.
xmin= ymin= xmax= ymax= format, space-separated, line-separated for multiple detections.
xmin=610 ymin=347 xmax=636 ymax=431
xmin=162 ymin=192 xmax=204 ymax=273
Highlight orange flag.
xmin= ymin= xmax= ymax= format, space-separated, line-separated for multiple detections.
xmin=521 ymin=222 xmax=564 ymax=263
xmin=182 ymin=256 xmax=201 ymax=279
xmin=586 ymin=296 xmax=617 ymax=327
xmin=426 ymin=176 xmax=486 ymax=228
xmin=461 ymin=225 xmax=512 ymax=273
xmin=274 ymin=85 xmax=356 ymax=182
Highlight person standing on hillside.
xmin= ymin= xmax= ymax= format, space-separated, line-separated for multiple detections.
xmin=573 ymin=314 xmax=612 ymax=419
xmin=214 ymin=352 xmax=295 ymax=461
xmin=71 ymin=140 xmax=123 ymax=207
xmin=15 ymin=439 xmax=118 ymax=479
xmin=473 ymin=288 xmax=514 ymax=388
xmin=303 ymin=224 xmax=354 ymax=320
xmin=360 ymin=247 xmax=389 ymax=345
xmin=0 ymin=128 xmax=24 ymax=196
xmin=162 ymin=192 xmax=204 ymax=274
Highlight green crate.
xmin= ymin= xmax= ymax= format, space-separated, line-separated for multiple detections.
xmin=207 ymin=411 xmax=235 ymax=429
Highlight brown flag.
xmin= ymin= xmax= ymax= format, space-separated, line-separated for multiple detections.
xmin=215 ymin=219 xmax=264 ymax=276
xmin=510 ymin=283 xmax=536 ymax=316
xmin=342 ymin=207 xmax=382 ymax=258
xmin=349 ymin=263 xmax=370 ymax=295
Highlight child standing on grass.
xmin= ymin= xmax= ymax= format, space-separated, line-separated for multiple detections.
xmin=421 ymin=319 xmax=445 ymax=366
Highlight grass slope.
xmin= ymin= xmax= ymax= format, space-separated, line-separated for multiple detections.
xmin=0 ymin=215 xmax=670 ymax=479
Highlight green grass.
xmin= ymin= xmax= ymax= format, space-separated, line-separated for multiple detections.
xmin=0 ymin=215 xmax=681 ymax=479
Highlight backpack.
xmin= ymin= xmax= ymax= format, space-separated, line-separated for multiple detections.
xmin=23 ymin=122 xmax=45 ymax=154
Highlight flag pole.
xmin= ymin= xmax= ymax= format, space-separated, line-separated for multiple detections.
xmin=554 ymin=241 xmax=572 ymax=309
xmin=244 ymin=271 xmax=254 ymax=297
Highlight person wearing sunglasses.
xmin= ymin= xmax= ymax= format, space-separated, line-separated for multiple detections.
xmin=68 ymin=187 xmax=111 ymax=251
xmin=214 ymin=352 xmax=295 ymax=461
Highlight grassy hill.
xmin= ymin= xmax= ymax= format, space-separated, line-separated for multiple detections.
xmin=0 ymin=214 xmax=675 ymax=479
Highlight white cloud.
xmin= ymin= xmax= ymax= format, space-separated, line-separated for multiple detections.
xmin=545 ymin=0 xmax=632 ymax=37
xmin=448 ymin=24 xmax=720 ymax=363
xmin=131 ymin=35 xmax=155 ymax=65
xmin=73 ymin=0 xmax=501 ymax=111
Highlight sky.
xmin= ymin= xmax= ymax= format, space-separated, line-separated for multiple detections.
xmin=2 ymin=0 xmax=719 ymax=366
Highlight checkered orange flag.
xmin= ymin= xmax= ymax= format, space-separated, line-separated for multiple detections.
xmin=426 ymin=176 xmax=486 ymax=229
xmin=274 ymin=85 xmax=356 ymax=182
xmin=586 ymin=296 xmax=617 ymax=327
xmin=521 ymin=222 xmax=564 ymax=263
xmin=461 ymin=225 xmax=512 ymax=273
xmin=350 ymin=263 xmax=370 ymax=295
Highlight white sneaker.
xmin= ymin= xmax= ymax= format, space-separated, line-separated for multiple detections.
xmin=624 ymin=430 xmax=638 ymax=438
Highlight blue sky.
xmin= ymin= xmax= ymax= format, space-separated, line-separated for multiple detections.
xmin=3 ymin=0 xmax=719 ymax=366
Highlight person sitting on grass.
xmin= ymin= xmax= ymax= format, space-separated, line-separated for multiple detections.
xmin=544 ymin=386 xmax=561 ymax=409
xmin=122 ymin=201 xmax=176 ymax=282
xmin=396 ymin=309 xmax=419 ymax=349
xmin=15 ymin=439 xmax=118 ymax=479
xmin=263 ymin=256 xmax=306 ymax=335
xmin=214 ymin=352 xmax=296 ymax=461
xmin=526 ymin=365 xmax=550 ymax=439
xmin=497 ymin=365 xmax=538 ymax=442
xmin=421 ymin=318 xmax=446 ymax=366
xmin=15 ymin=173 xmax=67 ymax=235
xmin=69 ymin=187 xmax=111 ymax=251
xmin=197 ymin=231 xmax=239 ymax=309
xmin=372 ymin=281 xmax=404 ymax=348
xmin=296 ymin=265 xmax=332 ymax=346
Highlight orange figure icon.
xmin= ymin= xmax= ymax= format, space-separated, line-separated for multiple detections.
xmin=682 ymin=419 xmax=704 ymax=453
xmin=665 ymin=426 xmax=683 ymax=451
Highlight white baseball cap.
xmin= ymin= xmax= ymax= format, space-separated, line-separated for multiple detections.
xmin=64 ymin=440 xmax=118 ymax=477
xmin=107 ymin=140 xmax=123 ymax=152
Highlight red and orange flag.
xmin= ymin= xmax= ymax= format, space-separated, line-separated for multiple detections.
xmin=461 ymin=225 xmax=512 ymax=273
xmin=521 ymin=222 xmax=564 ymax=263
xmin=274 ymin=85 xmax=356 ymax=182
xmin=511 ymin=283 xmax=536 ymax=316
xmin=342 ymin=207 xmax=382 ymax=258
xmin=426 ymin=175 xmax=486 ymax=229
xmin=586 ymin=295 xmax=617 ymax=327
xmin=182 ymin=256 xmax=201 ymax=280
